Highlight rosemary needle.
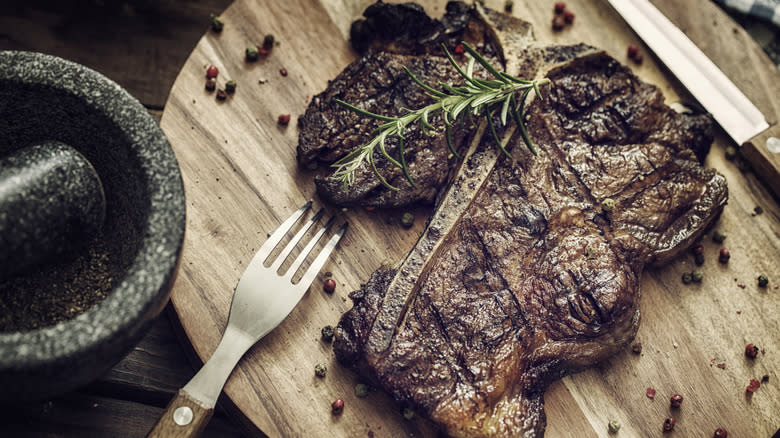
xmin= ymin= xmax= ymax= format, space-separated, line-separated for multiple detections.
xmin=332 ymin=41 xmax=550 ymax=191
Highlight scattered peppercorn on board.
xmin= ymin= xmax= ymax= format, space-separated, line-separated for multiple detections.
xmin=160 ymin=0 xmax=779 ymax=436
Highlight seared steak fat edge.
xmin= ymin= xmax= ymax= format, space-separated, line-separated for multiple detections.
xmin=299 ymin=2 xmax=728 ymax=437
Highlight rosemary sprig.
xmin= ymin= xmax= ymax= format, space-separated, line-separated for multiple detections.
xmin=332 ymin=41 xmax=550 ymax=191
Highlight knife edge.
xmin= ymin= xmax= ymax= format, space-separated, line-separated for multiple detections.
xmin=607 ymin=0 xmax=769 ymax=145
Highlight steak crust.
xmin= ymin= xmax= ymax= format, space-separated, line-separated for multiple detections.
xmin=310 ymin=2 xmax=728 ymax=437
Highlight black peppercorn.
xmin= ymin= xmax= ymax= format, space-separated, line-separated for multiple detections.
xmin=757 ymin=274 xmax=769 ymax=288
xmin=321 ymin=325 xmax=334 ymax=342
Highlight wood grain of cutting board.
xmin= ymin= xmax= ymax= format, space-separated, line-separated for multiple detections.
xmin=160 ymin=0 xmax=779 ymax=436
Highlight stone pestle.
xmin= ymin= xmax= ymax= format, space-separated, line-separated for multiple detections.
xmin=0 ymin=141 xmax=106 ymax=279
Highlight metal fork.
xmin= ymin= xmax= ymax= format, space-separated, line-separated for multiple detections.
xmin=147 ymin=201 xmax=346 ymax=438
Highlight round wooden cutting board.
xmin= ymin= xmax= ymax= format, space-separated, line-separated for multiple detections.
xmin=160 ymin=0 xmax=779 ymax=436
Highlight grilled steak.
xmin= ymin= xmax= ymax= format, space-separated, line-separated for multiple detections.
xmin=297 ymin=2 xmax=534 ymax=207
xmin=299 ymin=2 xmax=728 ymax=437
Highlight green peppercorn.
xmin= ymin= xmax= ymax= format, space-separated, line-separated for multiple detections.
xmin=757 ymin=274 xmax=769 ymax=288
xmin=246 ymin=46 xmax=259 ymax=62
xmin=225 ymin=80 xmax=237 ymax=94
xmin=692 ymin=269 xmax=703 ymax=283
xmin=314 ymin=363 xmax=327 ymax=378
xmin=681 ymin=271 xmax=693 ymax=284
xmin=402 ymin=407 xmax=415 ymax=420
xmin=321 ymin=325 xmax=334 ymax=342
xmin=209 ymin=14 xmax=224 ymax=32
xmin=608 ymin=419 xmax=621 ymax=434
xmin=724 ymin=146 xmax=737 ymax=161
xmin=601 ymin=198 xmax=615 ymax=213
xmin=713 ymin=230 xmax=727 ymax=243
xmin=354 ymin=383 xmax=370 ymax=398
xmin=400 ymin=212 xmax=415 ymax=228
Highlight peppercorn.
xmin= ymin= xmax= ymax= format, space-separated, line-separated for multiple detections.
xmin=757 ymin=274 xmax=769 ymax=288
xmin=225 ymin=80 xmax=237 ymax=94
xmin=746 ymin=378 xmax=760 ymax=393
xmin=724 ymin=146 xmax=737 ymax=161
xmin=209 ymin=14 xmax=224 ymax=32
xmin=646 ymin=387 xmax=656 ymax=399
xmin=601 ymin=198 xmax=615 ymax=213
xmin=314 ymin=363 xmax=328 ymax=378
xmin=321 ymin=325 xmax=334 ymax=342
xmin=454 ymin=43 xmax=465 ymax=54
xmin=627 ymin=44 xmax=639 ymax=59
xmin=263 ymin=34 xmax=275 ymax=50
xmin=331 ymin=398 xmax=344 ymax=415
xmin=205 ymin=77 xmax=217 ymax=91
xmin=216 ymin=89 xmax=228 ymax=101
xmin=554 ymin=2 xmax=566 ymax=13
xmin=663 ymin=418 xmax=676 ymax=432
xmin=279 ymin=67 xmax=288 ymax=77
xmin=712 ymin=230 xmax=727 ymax=243
xmin=694 ymin=252 xmax=705 ymax=266
xmin=355 ymin=383 xmax=370 ymax=398
xmin=401 ymin=212 xmax=415 ymax=228
xmin=563 ymin=9 xmax=575 ymax=24
xmin=608 ymin=419 xmax=621 ymax=434
xmin=713 ymin=428 xmax=728 ymax=438
xmin=323 ymin=278 xmax=336 ymax=293
xmin=691 ymin=269 xmax=703 ymax=283
xmin=552 ymin=15 xmax=566 ymax=31
xmin=718 ymin=248 xmax=730 ymax=264
xmin=745 ymin=343 xmax=759 ymax=359
xmin=631 ymin=342 xmax=642 ymax=354
xmin=278 ymin=114 xmax=291 ymax=125
xmin=205 ymin=65 xmax=219 ymax=79
xmin=681 ymin=271 xmax=693 ymax=284
xmin=504 ymin=0 xmax=513 ymax=13
xmin=670 ymin=393 xmax=683 ymax=408
xmin=246 ymin=46 xmax=259 ymax=62
xmin=402 ymin=407 xmax=415 ymax=420
xmin=691 ymin=244 xmax=703 ymax=255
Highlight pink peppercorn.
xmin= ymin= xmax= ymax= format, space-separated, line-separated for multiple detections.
xmin=331 ymin=398 xmax=344 ymax=415
xmin=278 ymin=114 xmax=291 ymax=125
xmin=205 ymin=65 xmax=219 ymax=79
xmin=718 ymin=248 xmax=730 ymax=263
xmin=714 ymin=427 xmax=728 ymax=438
xmin=323 ymin=278 xmax=336 ymax=293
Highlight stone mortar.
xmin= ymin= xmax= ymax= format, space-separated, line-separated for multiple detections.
xmin=0 ymin=51 xmax=186 ymax=401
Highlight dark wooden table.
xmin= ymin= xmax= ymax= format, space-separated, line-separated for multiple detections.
xmin=0 ymin=1 xmax=244 ymax=436
xmin=0 ymin=1 xmax=777 ymax=437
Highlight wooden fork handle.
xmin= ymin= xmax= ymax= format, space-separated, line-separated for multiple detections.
xmin=147 ymin=390 xmax=214 ymax=438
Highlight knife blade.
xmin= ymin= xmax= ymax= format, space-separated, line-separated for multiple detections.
xmin=608 ymin=0 xmax=780 ymax=198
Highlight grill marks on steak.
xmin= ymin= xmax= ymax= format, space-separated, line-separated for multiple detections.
xmin=297 ymin=2 xmax=534 ymax=207
xmin=333 ymin=42 xmax=727 ymax=438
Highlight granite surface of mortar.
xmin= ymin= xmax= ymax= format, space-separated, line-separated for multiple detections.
xmin=0 ymin=51 xmax=186 ymax=401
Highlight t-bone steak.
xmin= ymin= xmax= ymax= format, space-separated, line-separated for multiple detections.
xmin=299 ymin=2 xmax=729 ymax=437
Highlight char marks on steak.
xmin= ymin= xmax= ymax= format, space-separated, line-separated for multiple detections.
xmin=308 ymin=2 xmax=727 ymax=437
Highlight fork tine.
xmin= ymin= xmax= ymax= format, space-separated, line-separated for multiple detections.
xmin=284 ymin=215 xmax=334 ymax=282
xmin=295 ymin=222 xmax=348 ymax=288
xmin=256 ymin=201 xmax=312 ymax=264
xmin=270 ymin=208 xmax=324 ymax=273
